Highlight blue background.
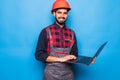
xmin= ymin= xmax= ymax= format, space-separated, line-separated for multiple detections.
xmin=0 ymin=0 xmax=120 ymax=80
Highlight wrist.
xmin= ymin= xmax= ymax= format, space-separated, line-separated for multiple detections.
xmin=56 ymin=57 xmax=63 ymax=62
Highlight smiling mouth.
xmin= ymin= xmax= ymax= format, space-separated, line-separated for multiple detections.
xmin=58 ymin=17 xmax=65 ymax=19
xmin=59 ymin=18 xmax=64 ymax=21
xmin=55 ymin=17 xmax=66 ymax=25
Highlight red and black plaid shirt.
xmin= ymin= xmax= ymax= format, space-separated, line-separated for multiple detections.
xmin=46 ymin=23 xmax=74 ymax=54
xmin=35 ymin=23 xmax=78 ymax=62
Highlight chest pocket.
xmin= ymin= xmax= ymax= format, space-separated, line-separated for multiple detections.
xmin=64 ymin=38 xmax=72 ymax=47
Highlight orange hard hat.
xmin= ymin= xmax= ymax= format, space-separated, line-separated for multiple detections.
xmin=51 ymin=0 xmax=71 ymax=13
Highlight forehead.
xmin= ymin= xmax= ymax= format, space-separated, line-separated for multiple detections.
xmin=56 ymin=9 xmax=68 ymax=12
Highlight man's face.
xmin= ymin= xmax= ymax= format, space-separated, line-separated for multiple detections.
xmin=53 ymin=9 xmax=68 ymax=25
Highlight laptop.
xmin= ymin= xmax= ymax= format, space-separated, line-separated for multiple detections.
xmin=66 ymin=41 xmax=108 ymax=65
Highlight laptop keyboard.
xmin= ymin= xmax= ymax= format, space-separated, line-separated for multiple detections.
xmin=76 ymin=56 xmax=93 ymax=65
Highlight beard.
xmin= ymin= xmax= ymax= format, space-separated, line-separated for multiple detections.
xmin=55 ymin=17 xmax=66 ymax=25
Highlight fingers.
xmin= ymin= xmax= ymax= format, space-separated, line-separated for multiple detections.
xmin=60 ymin=55 xmax=77 ymax=62
xmin=68 ymin=55 xmax=76 ymax=60
xmin=90 ymin=57 xmax=96 ymax=64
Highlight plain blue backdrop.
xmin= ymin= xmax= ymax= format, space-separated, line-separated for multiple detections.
xmin=0 ymin=0 xmax=120 ymax=80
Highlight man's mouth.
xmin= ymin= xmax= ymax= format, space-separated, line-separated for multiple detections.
xmin=58 ymin=17 xmax=65 ymax=19
xmin=59 ymin=18 xmax=64 ymax=21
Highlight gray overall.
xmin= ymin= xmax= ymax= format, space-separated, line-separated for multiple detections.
xmin=43 ymin=28 xmax=75 ymax=80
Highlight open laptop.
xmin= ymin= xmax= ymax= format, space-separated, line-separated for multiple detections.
xmin=66 ymin=41 xmax=108 ymax=65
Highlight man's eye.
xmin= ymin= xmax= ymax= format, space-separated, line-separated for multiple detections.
xmin=64 ymin=12 xmax=68 ymax=14
xmin=57 ymin=12 xmax=61 ymax=14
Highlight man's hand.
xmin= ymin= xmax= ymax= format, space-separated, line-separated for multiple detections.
xmin=58 ymin=55 xmax=77 ymax=62
xmin=90 ymin=57 xmax=96 ymax=64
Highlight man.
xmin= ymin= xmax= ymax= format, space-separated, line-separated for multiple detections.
xmin=35 ymin=0 xmax=95 ymax=80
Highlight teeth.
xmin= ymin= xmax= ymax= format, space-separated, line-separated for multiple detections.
xmin=60 ymin=19 xmax=64 ymax=20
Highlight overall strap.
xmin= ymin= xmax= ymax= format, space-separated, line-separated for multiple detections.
xmin=70 ymin=31 xmax=75 ymax=49
xmin=47 ymin=27 xmax=53 ymax=48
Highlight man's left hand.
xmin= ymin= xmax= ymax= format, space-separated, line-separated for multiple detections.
xmin=90 ymin=57 xmax=96 ymax=64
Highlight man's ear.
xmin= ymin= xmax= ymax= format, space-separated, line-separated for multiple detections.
xmin=53 ymin=12 xmax=55 ymax=16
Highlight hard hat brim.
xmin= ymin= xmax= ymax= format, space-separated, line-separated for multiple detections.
xmin=51 ymin=8 xmax=71 ymax=13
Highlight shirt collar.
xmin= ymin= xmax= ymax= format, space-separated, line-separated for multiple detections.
xmin=53 ymin=22 xmax=66 ymax=29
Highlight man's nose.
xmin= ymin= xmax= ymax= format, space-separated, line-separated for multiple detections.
xmin=60 ymin=13 xmax=64 ymax=17
xmin=61 ymin=12 xmax=66 ymax=17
